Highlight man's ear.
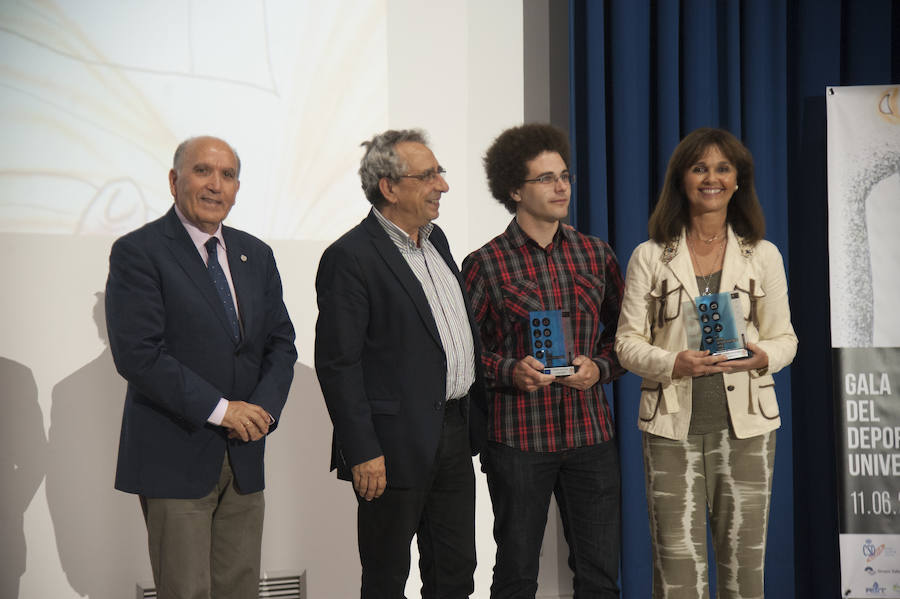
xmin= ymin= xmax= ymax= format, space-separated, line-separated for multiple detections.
xmin=378 ymin=177 xmax=396 ymax=204
xmin=510 ymin=188 xmax=521 ymax=204
xmin=169 ymin=169 xmax=177 ymax=197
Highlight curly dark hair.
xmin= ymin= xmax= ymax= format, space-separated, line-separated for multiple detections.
xmin=649 ymin=127 xmax=766 ymax=244
xmin=483 ymin=123 xmax=571 ymax=214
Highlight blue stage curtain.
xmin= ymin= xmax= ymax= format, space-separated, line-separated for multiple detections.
xmin=569 ymin=1 xmax=898 ymax=597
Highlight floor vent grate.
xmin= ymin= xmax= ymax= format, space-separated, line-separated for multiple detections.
xmin=137 ymin=570 xmax=307 ymax=599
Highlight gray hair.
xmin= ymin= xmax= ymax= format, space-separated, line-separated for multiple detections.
xmin=358 ymin=129 xmax=429 ymax=206
xmin=172 ymin=136 xmax=242 ymax=178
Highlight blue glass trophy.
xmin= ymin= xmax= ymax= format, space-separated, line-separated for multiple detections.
xmin=529 ymin=310 xmax=576 ymax=376
xmin=694 ymin=291 xmax=749 ymax=359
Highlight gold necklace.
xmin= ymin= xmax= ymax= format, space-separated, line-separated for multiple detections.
xmin=687 ymin=236 xmax=725 ymax=295
xmin=696 ymin=229 xmax=725 ymax=244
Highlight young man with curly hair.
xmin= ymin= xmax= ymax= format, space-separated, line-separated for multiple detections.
xmin=462 ymin=123 xmax=625 ymax=598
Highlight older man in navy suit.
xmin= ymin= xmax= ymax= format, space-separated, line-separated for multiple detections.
xmin=106 ymin=136 xmax=296 ymax=599
xmin=315 ymin=129 xmax=487 ymax=598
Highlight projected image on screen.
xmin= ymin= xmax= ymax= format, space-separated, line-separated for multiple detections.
xmin=0 ymin=0 xmax=388 ymax=240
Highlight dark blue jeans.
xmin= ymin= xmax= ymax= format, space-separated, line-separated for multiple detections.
xmin=484 ymin=440 xmax=621 ymax=599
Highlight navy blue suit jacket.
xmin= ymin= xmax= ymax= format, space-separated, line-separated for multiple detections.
xmin=314 ymin=211 xmax=487 ymax=488
xmin=106 ymin=207 xmax=296 ymax=498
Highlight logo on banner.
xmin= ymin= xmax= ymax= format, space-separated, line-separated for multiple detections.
xmin=863 ymin=539 xmax=885 ymax=563
xmin=865 ymin=581 xmax=887 ymax=594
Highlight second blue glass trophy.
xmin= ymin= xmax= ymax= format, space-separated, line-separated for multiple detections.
xmin=694 ymin=291 xmax=750 ymax=359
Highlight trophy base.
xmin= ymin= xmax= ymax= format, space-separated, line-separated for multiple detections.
xmin=543 ymin=366 xmax=576 ymax=376
xmin=715 ymin=348 xmax=750 ymax=360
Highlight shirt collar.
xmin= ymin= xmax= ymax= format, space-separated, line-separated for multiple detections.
xmin=372 ymin=206 xmax=434 ymax=250
xmin=174 ymin=203 xmax=225 ymax=250
xmin=504 ymin=217 xmax=574 ymax=249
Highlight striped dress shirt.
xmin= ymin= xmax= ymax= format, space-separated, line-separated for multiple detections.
xmin=372 ymin=207 xmax=476 ymax=400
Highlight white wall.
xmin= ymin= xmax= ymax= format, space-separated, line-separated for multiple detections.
xmin=0 ymin=1 xmax=547 ymax=598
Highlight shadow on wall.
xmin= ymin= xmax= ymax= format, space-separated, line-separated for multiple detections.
xmin=46 ymin=291 xmax=150 ymax=598
xmin=0 ymin=357 xmax=47 ymax=599
xmin=42 ymin=291 xmax=359 ymax=597
xmin=262 ymin=360 xmax=360 ymax=597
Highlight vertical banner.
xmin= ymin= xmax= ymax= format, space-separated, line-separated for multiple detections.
xmin=828 ymin=85 xmax=900 ymax=598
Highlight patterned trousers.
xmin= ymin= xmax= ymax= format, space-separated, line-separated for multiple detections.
xmin=643 ymin=429 xmax=776 ymax=599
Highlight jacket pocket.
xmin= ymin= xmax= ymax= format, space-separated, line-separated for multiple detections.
xmin=752 ymin=375 xmax=779 ymax=419
xmin=639 ymin=381 xmax=662 ymax=422
xmin=649 ymin=278 xmax=686 ymax=330
xmin=733 ymin=277 xmax=766 ymax=329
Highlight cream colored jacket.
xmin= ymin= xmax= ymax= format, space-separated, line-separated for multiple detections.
xmin=615 ymin=226 xmax=798 ymax=440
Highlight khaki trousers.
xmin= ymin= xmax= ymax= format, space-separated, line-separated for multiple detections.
xmin=141 ymin=454 xmax=264 ymax=599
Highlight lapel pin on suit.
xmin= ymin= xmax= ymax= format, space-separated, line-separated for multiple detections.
xmin=241 ymin=254 xmax=247 ymax=262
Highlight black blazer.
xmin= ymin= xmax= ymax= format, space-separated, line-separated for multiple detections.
xmin=314 ymin=211 xmax=487 ymax=488
xmin=106 ymin=207 xmax=296 ymax=498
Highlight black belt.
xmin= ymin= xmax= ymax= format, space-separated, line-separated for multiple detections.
xmin=444 ymin=394 xmax=467 ymax=415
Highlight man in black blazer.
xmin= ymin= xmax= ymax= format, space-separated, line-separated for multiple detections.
xmin=106 ymin=136 xmax=296 ymax=599
xmin=315 ymin=129 xmax=487 ymax=598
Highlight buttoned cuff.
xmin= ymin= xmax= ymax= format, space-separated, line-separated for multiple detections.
xmin=592 ymin=358 xmax=612 ymax=384
xmin=207 ymin=398 xmax=229 ymax=425
xmin=496 ymin=357 xmax=518 ymax=388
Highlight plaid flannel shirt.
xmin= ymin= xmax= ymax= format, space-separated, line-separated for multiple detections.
xmin=462 ymin=218 xmax=625 ymax=451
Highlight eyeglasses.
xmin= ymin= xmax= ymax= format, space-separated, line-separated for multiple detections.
xmin=523 ymin=172 xmax=573 ymax=186
xmin=397 ymin=167 xmax=447 ymax=183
